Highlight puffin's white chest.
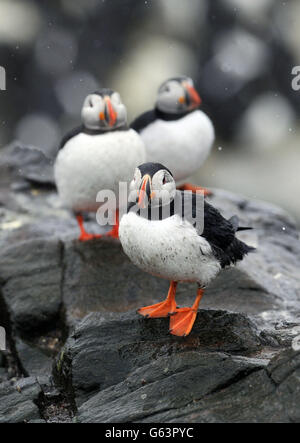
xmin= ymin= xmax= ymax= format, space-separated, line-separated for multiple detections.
xmin=140 ymin=110 xmax=215 ymax=183
xmin=54 ymin=129 xmax=145 ymax=212
xmin=119 ymin=212 xmax=220 ymax=285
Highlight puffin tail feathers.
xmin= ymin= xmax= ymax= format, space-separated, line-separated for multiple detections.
xmin=229 ymin=215 xmax=253 ymax=233
xmin=237 ymin=226 xmax=253 ymax=232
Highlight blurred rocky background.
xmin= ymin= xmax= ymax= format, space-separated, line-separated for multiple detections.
xmin=0 ymin=0 xmax=299 ymax=223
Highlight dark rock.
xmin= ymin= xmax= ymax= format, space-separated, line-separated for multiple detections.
xmin=0 ymin=377 xmax=42 ymax=423
xmin=0 ymin=142 xmax=55 ymax=188
xmin=267 ymin=348 xmax=300 ymax=385
xmin=272 ymin=351 xmax=300 ymax=423
xmin=56 ymin=310 xmax=262 ymax=408
xmin=0 ymin=238 xmax=63 ymax=333
xmin=15 ymin=338 xmax=54 ymax=377
xmin=147 ymin=349 xmax=300 ymax=423
xmin=62 ymin=239 xmax=171 ymax=326
xmin=78 ymin=352 xmax=265 ymax=423
xmin=0 ymin=352 xmax=6 ymax=383
xmin=0 ymin=368 xmax=7 ymax=383
xmin=0 ymin=351 xmax=9 ymax=383
xmin=34 ymin=375 xmax=74 ymax=423
xmin=144 ymin=370 xmax=279 ymax=423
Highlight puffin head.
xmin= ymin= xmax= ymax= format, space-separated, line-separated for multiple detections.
xmin=81 ymin=89 xmax=127 ymax=130
xmin=130 ymin=162 xmax=176 ymax=209
xmin=156 ymin=76 xmax=201 ymax=115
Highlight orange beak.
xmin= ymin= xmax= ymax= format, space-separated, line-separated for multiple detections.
xmin=184 ymin=83 xmax=202 ymax=108
xmin=138 ymin=175 xmax=152 ymax=209
xmin=99 ymin=97 xmax=118 ymax=127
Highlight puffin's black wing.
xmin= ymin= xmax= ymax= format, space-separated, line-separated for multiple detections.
xmin=202 ymin=200 xmax=255 ymax=267
xmin=131 ymin=110 xmax=157 ymax=133
xmin=176 ymin=191 xmax=254 ymax=268
xmin=58 ymin=124 xmax=84 ymax=152
xmin=202 ymin=201 xmax=236 ymax=250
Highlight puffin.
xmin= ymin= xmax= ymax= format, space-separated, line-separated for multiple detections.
xmin=54 ymin=89 xmax=146 ymax=241
xmin=119 ymin=162 xmax=254 ymax=337
xmin=131 ymin=76 xmax=214 ymax=194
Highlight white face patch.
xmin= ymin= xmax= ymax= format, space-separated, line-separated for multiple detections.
xmin=81 ymin=92 xmax=127 ymax=130
xmin=129 ymin=167 xmax=176 ymax=208
xmin=81 ymin=94 xmax=104 ymax=129
xmin=150 ymin=169 xmax=176 ymax=207
xmin=156 ymin=77 xmax=195 ymax=114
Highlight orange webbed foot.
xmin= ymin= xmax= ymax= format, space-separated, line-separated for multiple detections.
xmin=137 ymin=298 xmax=177 ymax=319
xmin=138 ymin=281 xmax=178 ymax=318
xmin=106 ymin=224 xmax=119 ymax=239
xmin=76 ymin=214 xmax=103 ymax=242
xmin=169 ymin=307 xmax=198 ymax=337
xmin=106 ymin=211 xmax=119 ymax=239
xmin=78 ymin=233 xmax=102 ymax=242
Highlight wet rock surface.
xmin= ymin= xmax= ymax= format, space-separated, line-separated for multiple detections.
xmin=0 ymin=143 xmax=300 ymax=422
xmin=0 ymin=377 xmax=42 ymax=423
xmin=56 ymin=310 xmax=262 ymax=407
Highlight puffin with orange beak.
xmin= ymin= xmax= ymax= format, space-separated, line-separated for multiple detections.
xmin=54 ymin=89 xmax=146 ymax=241
xmin=119 ymin=162 xmax=254 ymax=337
xmin=131 ymin=76 xmax=215 ymax=194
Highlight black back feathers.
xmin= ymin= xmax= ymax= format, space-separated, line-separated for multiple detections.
xmin=131 ymin=107 xmax=194 ymax=133
xmin=203 ymin=207 xmax=255 ymax=268
xmin=93 ymin=89 xmax=115 ymax=97
xmin=138 ymin=162 xmax=173 ymax=178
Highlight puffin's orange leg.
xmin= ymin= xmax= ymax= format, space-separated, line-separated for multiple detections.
xmin=169 ymin=288 xmax=204 ymax=337
xmin=106 ymin=210 xmax=119 ymax=239
xmin=138 ymin=281 xmax=178 ymax=318
xmin=76 ymin=215 xmax=102 ymax=242
xmin=178 ymin=183 xmax=212 ymax=197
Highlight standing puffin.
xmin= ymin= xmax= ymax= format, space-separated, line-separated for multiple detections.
xmin=119 ymin=163 xmax=254 ymax=337
xmin=54 ymin=89 xmax=146 ymax=241
xmin=131 ymin=76 xmax=214 ymax=193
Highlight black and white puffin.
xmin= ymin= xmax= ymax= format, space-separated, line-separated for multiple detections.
xmin=54 ymin=89 xmax=146 ymax=241
xmin=131 ymin=76 xmax=214 ymax=194
xmin=119 ymin=162 xmax=254 ymax=337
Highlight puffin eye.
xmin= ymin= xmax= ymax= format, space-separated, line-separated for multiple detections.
xmin=89 ymin=99 xmax=93 ymax=108
xmin=162 ymin=176 xmax=166 ymax=185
